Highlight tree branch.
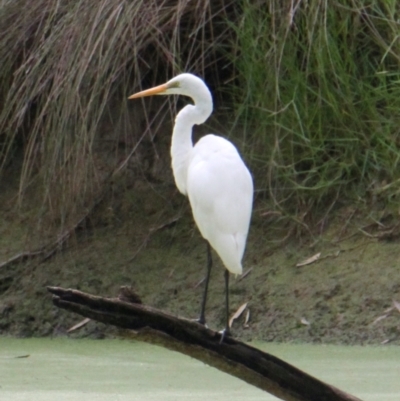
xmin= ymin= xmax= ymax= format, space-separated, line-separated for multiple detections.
xmin=47 ymin=286 xmax=363 ymax=401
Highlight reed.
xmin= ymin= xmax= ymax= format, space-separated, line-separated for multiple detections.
xmin=0 ymin=0 xmax=228 ymax=227
xmin=230 ymin=0 xmax=400 ymax=222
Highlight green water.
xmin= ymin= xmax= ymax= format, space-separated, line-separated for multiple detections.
xmin=1 ymin=338 xmax=399 ymax=400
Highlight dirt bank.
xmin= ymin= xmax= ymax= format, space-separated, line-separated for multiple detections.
xmin=1 ymin=175 xmax=400 ymax=345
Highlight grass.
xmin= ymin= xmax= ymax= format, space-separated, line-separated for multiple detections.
xmin=0 ymin=0 xmax=229 ymax=230
xmin=1 ymin=0 xmax=400 ymax=234
xmin=230 ymin=0 xmax=400 ymax=225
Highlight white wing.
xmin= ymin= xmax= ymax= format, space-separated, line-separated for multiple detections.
xmin=186 ymin=134 xmax=253 ymax=274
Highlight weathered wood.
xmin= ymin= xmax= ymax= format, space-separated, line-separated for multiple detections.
xmin=47 ymin=286 xmax=363 ymax=401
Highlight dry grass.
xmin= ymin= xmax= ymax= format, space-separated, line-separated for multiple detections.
xmin=0 ymin=0 xmax=231 ymax=229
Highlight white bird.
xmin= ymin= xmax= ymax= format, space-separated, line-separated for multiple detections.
xmin=129 ymin=73 xmax=253 ymax=335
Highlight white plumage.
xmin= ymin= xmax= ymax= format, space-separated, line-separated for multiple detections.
xmin=187 ymin=134 xmax=253 ymax=274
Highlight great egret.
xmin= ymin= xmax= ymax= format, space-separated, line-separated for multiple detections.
xmin=129 ymin=73 xmax=253 ymax=335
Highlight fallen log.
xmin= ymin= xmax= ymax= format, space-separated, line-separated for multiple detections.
xmin=47 ymin=286 xmax=363 ymax=401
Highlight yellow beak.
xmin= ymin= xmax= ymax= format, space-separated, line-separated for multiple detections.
xmin=128 ymin=83 xmax=168 ymax=99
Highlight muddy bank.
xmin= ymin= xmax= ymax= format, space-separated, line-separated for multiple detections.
xmin=0 ymin=178 xmax=400 ymax=344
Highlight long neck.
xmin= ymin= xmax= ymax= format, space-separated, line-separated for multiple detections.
xmin=170 ymin=90 xmax=213 ymax=195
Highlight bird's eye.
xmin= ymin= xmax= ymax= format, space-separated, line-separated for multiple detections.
xmin=168 ymin=81 xmax=180 ymax=89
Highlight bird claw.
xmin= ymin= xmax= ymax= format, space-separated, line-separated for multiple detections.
xmin=191 ymin=317 xmax=208 ymax=329
xmin=219 ymin=328 xmax=231 ymax=344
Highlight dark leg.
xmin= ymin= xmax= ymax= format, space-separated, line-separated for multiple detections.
xmin=224 ymin=268 xmax=231 ymax=336
xmin=198 ymin=242 xmax=212 ymax=325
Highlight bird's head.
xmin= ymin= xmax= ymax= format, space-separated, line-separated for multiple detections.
xmin=128 ymin=73 xmax=209 ymax=101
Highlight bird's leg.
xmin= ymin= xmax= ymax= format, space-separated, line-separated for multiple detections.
xmin=223 ymin=268 xmax=231 ymax=336
xmin=198 ymin=242 xmax=212 ymax=325
xmin=219 ymin=269 xmax=231 ymax=343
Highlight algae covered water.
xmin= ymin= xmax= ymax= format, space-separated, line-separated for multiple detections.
xmin=1 ymin=338 xmax=399 ymax=400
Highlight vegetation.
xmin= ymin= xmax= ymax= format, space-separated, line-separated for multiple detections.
xmin=231 ymin=0 xmax=400 ymax=223
xmin=0 ymin=0 xmax=229 ymax=229
xmin=1 ymin=0 xmax=400 ymax=232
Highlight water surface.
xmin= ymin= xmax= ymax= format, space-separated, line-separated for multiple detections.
xmin=1 ymin=338 xmax=399 ymax=400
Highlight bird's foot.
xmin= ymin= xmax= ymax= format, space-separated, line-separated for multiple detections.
xmin=190 ymin=317 xmax=208 ymax=328
xmin=197 ymin=313 xmax=208 ymax=326
xmin=219 ymin=327 xmax=232 ymax=344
